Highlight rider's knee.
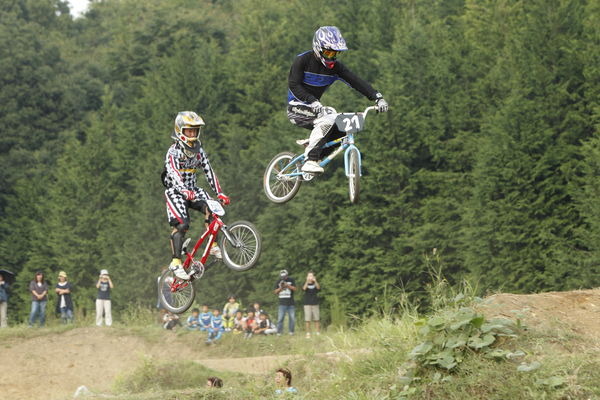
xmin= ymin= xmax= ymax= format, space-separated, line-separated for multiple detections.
xmin=170 ymin=221 xmax=189 ymax=235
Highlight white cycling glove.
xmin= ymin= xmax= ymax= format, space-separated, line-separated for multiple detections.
xmin=309 ymin=100 xmax=324 ymax=115
xmin=375 ymin=93 xmax=389 ymax=113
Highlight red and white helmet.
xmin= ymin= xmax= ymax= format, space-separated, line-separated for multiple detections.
xmin=171 ymin=111 xmax=205 ymax=154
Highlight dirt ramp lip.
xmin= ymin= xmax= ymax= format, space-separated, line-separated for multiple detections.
xmin=479 ymin=288 xmax=600 ymax=340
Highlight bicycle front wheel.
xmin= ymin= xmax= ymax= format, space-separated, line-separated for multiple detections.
xmin=263 ymin=152 xmax=302 ymax=203
xmin=158 ymin=269 xmax=196 ymax=314
xmin=348 ymin=148 xmax=360 ymax=204
xmin=220 ymin=221 xmax=262 ymax=271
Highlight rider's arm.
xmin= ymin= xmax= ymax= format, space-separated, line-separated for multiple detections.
xmin=334 ymin=61 xmax=380 ymax=101
xmin=288 ymin=54 xmax=319 ymax=104
xmin=165 ymin=146 xmax=187 ymax=192
xmin=198 ymin=147 xmax=223 ymax=195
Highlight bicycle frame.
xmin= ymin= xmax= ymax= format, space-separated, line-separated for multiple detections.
xmin=183 ymin=212 xmax=224 ymax=269
xmin=276 ymin=106 xmax=376 ymax=180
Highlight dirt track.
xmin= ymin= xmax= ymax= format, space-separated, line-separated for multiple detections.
xmin=2 ymin=289 xmax=600 ymax=400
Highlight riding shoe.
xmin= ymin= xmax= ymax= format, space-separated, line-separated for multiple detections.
xmin=301 ymin=160 xmax=324 ymax=174
xmin=169 ymin=259 xmax=190 ymax=280
xmin=210 ymin=243 xmax=222 ymax=259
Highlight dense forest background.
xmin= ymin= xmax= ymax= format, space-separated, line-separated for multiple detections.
xmin=1 ymin=0 xmax=599 ymax=323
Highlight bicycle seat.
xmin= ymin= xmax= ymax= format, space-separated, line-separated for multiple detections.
xmin=295 ymin=139 xmax=309 ymax=147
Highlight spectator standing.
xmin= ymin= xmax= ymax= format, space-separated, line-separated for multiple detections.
xmin=274 ymin=368 xmax=298 ymax=395
xmin=302 ymin=271 xmax=321 ymax=338
xmin=0 ymin=273 xmax=10 ymax=328
xmin=187 ymin=308 xmax=201 ymax=331
xmin=274 ymin=269 xmax=296 ymax=335
xmin=28 ymin=271 xmax=48 ymax=327
xmin=55 ymin=271 xmax=74 ymax=324
xmin=96 ymin=269 xmax=114 ymax=326
xmin=222 ymin=295 xmax=240 ymax=331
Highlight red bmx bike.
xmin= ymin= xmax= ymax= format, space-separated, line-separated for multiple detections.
xmin=158 ymin=199 xmax=261 ymax=313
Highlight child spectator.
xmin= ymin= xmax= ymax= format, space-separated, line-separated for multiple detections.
xmin=232 ymin=311 xmax=245 ymax=334
xmin=206 ymin=376 xmax=223 ymax=388
xmin=55 ymin=271 xmax=74 ymax=324
xmin=186 ymin=308 xmax=201 ymax=331
xmin=222 ymin=295 xmax=240 ymax=332
xmin=199 ymin=304 xmax=212 ymax=332
xmin=244 ymin=310 xmax=257 ymax=339
xmin=274 ymin=368 xmax=298 ymax=395
xmin=163 ymin=311 xmax=181 ymax=330
xmin=252 ymin=302 xmax=265 ymax=318
xmin=254 ymin=312 xmax=277 ymax=335
xmin=207 ymin=309 xmax=224 ymax=344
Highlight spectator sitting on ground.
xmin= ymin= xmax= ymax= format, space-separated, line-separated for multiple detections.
xmin=207 ymin=309 xmax=224 ymax=344
xmin=254 ymin=312 xmax=278 ymax=335
xmin=186 ymin=308 xmax=201 ymax=331
xmin=274 ymin=368 xmax=298 ymax=395
xmin=222 ymin=295 xmax=240 ymax=332
xmin=232 ymin=310 xmax=245 ymax=334
xmin=206 ymin=376 xmax=223 ymax=388
xmin=244 ymin=310 xmax=257 ymax=339
xmin=199 ymin=304 xmax=212 ymax=332
xmin=252 ymin=302 xmax=265 ymax=318
xmin=163 ymin=311 xmax=181 ymax=330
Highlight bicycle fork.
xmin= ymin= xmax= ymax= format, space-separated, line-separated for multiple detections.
xmin=220 ymin=225 xmax=242 ymax=248
xmin=344 ymin=144 xmax=362 ymax=178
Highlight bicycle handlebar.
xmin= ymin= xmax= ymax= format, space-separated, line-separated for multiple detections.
xmin=362 ymin=106 xmax=378 ymax=118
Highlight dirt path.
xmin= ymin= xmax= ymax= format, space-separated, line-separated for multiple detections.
xmin=2 ymin=289 xmax=600 ymax=400
xmin=0 ymin=327 xmax=209 ymax=400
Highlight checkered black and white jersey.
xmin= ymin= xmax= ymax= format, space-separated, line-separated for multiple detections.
xmin=164 ymin=143 xmax=222 ymax=195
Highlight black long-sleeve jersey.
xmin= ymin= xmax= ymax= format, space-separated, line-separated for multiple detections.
xmin=287 ymin=51 xmax=380 ymax=105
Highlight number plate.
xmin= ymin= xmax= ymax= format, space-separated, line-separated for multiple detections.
xmin=335 ymin=113 xmax=365 ymax=134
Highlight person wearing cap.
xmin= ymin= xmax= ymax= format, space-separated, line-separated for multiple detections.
xmin=96 ymin=269 xmax=114 ymax=326
xmin=273 ymin=269 xmax=297 ymax=335
xmin=28 ymin=271 xmax=49 ymax=327
xmin=55 ymin=271 xmax=74 ymax=324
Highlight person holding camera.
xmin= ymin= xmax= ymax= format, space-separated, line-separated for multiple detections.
xmin=95 ymin=269 xmax=114 ymax=326
xmin=273 ymin=269 xmax=297 ymax=335
xmin=302 ymin=271 xmax=321 ymax=338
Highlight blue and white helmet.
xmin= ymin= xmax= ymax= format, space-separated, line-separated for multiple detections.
xmin=312 ymin=26 xmax=348 ymax=69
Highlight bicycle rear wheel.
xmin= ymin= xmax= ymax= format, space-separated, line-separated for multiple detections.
xmin=220 ymin=221 xmax=261 ymax=271
xmin=263 ymin=152 xmax=302 ymax=203
xmin=348 ymin=148 xmax=360 ymax=204
xmin=158 ymin=269 xmax=196 ymax=314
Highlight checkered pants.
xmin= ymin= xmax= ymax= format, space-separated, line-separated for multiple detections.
xmin=164 ymin=187 xmax=210 ymax=226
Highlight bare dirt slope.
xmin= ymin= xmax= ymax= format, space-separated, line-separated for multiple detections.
xmin=480 ymin=288 xmax=600 ymax=340
xmin=2 ymin=289 xmax=600 ymax=400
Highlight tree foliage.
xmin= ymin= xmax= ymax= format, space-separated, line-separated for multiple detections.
xmin=1 ymin=0 xmax=599 ymax=322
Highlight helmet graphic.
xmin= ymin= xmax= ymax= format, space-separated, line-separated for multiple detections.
xmin=172 ymin=111 xmax=205 ymax=154
xmin=312 ymin=26 xmax=348 ymax=69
